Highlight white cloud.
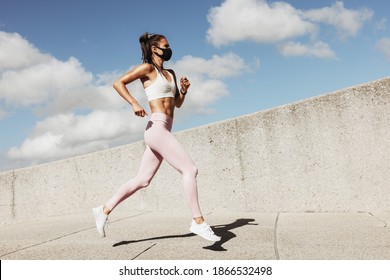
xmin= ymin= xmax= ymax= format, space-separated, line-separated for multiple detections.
xmin=207 ymin=0 xmax=316 ymax=46
xmin=376 ymin=37 xmax=390 ymax=61
xmin=1 ymin=31 xmax=247 ymax=168
xmin=0 ymin=31 xmax=129 ymax=116
xmin=206 ymin=0 xmax=373 ymax=58
xmin=278 ymin=41 xmax=337 ymax=59
xmin=168 ymin=53 xmax=247 ymax=114
xmin=7 ymin=110 xmax=146 ymax=164
xmin=303 ymin=1 xmax=373 ymax=39
xmin=1 ymin=57 xmax=92 ymax=106
xmin=0 ymin=31 xmax=51 ymax=70
xmin=174 ymin=53 xmax=247 ymax=79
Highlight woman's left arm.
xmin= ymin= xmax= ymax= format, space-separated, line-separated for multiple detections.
xmin=168 ymin=69 xmax=190 ymax=108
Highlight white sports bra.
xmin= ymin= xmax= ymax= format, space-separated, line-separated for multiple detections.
xmin=144 ymin=67 xmax=176 ymax=101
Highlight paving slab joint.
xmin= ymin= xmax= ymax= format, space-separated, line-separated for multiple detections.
xmin=367 ymin=212 xmax=388 ymax=228
xmin=273 ymin=212 xmax=280 ymax=260
xmin=131 ymin=243 xmax=157 ymax=260
xmin=0 ymin=225 xmax=95 ymax=259
xmin=11 ymin=171 xmax=16 ymax=219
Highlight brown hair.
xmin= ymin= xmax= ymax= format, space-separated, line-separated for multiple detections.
xmin=139 ymin=32 xmax=166 ymax=67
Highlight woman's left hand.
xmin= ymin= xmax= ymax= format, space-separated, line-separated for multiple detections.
xmin=180 ymin=77 xmax=190 ymax=94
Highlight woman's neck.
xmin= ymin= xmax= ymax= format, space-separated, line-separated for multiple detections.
xmin=152 ymin=57 xmax=164 ymax=71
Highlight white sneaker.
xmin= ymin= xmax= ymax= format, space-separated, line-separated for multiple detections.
xmin=190 ymin=220 xmax=221 ymax=242
xmin=93 ymin=205 xmax=108 ymax=237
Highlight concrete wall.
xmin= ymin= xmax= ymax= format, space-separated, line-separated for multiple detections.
xmin=1 ymin=77 xmax=390 ymax=224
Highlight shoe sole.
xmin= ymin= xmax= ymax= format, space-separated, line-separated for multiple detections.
xmin=190 ymin=228 xmax=221 ymax=242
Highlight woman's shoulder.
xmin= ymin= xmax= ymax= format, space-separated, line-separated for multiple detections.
xmin=136 ymin=63 xmax=155 ymax=73
xmin=130 ymin=63 xmax=156 ymax=80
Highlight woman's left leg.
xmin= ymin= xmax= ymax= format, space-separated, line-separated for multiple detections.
xmin=143 ymin=113 xmax=221 ymax=242
xmin=145 ymin=120 xmax=202 ymax=218
xmin=152 ymin=131 xmax=221 ymax=241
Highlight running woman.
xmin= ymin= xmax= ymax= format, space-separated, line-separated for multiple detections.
xmin=93 ymin=33 xmax=221 ymax=242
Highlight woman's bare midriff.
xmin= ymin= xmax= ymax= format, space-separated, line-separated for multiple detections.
xmin=149 ymin=97 xmax=175 ymax=118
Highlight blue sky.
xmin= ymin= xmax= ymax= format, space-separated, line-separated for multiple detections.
xmin=1 ymin=0 xmax=389 ymax=171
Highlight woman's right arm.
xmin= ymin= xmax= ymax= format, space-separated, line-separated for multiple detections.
xmin=113 ymin=63 xmax=153 ymax=117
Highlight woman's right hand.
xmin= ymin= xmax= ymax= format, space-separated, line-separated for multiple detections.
xmin=132 ymin=103 xmax=148 ymax=117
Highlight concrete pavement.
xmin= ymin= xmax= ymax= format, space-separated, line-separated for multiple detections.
xmin=1 ymin=211 xmax=390 ymax=260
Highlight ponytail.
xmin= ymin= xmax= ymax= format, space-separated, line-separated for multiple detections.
xmin=139 ymin=32 xmax=166 ymax=67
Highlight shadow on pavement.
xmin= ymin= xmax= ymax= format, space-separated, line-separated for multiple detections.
xmin=113 ymin=232 xmax=195 ymax=247
xmin=113 ymin=218 xmax=257 ymax=252
xmin=204 ymin=218 xmax=258 ymax=251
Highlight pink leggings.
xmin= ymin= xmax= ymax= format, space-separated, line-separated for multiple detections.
xmin=105 ymin=113 xmax=202 ymax=218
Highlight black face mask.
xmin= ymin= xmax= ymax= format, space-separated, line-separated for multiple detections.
xmin=154 ymin=46 xmax=172 ymax=61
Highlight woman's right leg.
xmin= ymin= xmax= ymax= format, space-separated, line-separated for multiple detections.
xmin=93 ymin=146 xmax=162 ymax=237
xmin=105 ymin=146 xmax=163 ymax=212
